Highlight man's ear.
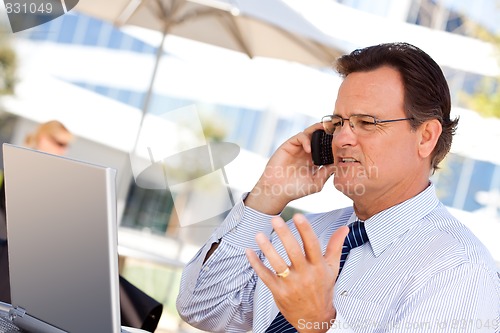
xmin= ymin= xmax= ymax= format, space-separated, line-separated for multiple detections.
xmin=417 ymin=119 xmax=442 ymax=159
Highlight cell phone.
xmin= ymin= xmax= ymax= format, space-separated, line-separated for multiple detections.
xmin=311 ymin=129 xmax=334 ymax=165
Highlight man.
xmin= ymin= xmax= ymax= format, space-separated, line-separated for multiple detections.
xmin=22 ymin=120 xmax=74 ymax=156
xmin=176 ymin=42 xmax=500 ymax=332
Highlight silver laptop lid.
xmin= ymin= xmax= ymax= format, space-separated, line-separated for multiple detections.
xmin=3 ymin=144 xmax=121 ymax=333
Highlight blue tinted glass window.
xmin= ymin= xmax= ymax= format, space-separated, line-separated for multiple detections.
xmin=57 ymin=14 xmax=78 ymax=43
xmin=464 ymin=160 xmax=495 ymax=211
xmin=142 ymin=43 xmax=157 ymax=55
xmin=117 ymin=89 xmax=133 ymax=105
xmin=68 ymin=81 xmax=92 ymax=91
xmin=148 ymin=94 xmax=167 ymax=115
xmin=435 ymin=154 xmax=464 ymax=207
xmin=24 ymin=26 xmax=51 ymax=41
xmin=129 ymin=91 xmax=145 ymax=109
xmin=237 ymin=109 xmax=262 ymax=151
xmin=149 ymin=94 xmax=194 ymax=115
xmin=131 ymin=39 xmax=144 ymax=52
xmin=94 ymin=85 xmax=110 ymax=97
xmin=73 ymin=81 xmax=85 ymax=89
xmin=120 ymin=35 xmax=134 ymax=51
xmin=215 ymin=106 xmax=239 ymax=143
xmin=462 ymin=72 xmax=484 ymax=95
xmin=25 ymin=12 xmax=63 ymax=41
xmin=108 ymin=29 xmax=123 ymax=50
xmin=445 ymin=13 xmax=464 ymax=33
xmin=83 ymin=19 xmax=102 ymax=46
xmin=94 ymin=19 xmax=115 ymax=45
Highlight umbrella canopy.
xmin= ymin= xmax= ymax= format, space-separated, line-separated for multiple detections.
xmin=75 ymin=0 xmax=345 ymax=67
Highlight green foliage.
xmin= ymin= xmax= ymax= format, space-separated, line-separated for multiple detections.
xmin=469 ymin=21 xmax=500 ymax=45
xmin=199 ymin=107 xmax=228 ymax=142
xmin=0 ymin=27 xmax=17 ymax=95
xmin=461 ymin=27 xmax=500 ymax=119
xmin=460 ymin=77 xmax=500 ymax=118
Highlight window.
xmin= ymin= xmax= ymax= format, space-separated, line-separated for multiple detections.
xmin=434 ymin=153 xmax=500 ymax=215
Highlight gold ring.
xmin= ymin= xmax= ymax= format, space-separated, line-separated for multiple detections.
xmin=276 ymin=267 xmax=290 ymax=278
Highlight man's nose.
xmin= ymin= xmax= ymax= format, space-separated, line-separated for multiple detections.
xmin=332 ymin=121 xmax=357 ymax=147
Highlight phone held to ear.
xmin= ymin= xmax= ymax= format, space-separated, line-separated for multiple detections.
xmin=311 ymin=130 xmax=334 ymax=166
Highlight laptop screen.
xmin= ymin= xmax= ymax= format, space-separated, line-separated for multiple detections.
xmin=3 ymin=144 xmax=121 ymax=333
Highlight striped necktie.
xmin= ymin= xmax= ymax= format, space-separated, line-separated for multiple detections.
xmin=265 ymin=221 xmax=369 ymax=333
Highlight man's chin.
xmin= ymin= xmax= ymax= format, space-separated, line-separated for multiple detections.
xmin=333 ymin=179 xmax=368 ymax=198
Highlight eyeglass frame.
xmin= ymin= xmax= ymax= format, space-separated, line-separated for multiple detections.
xmin=321 ymin=114 xmax=413 ymax=135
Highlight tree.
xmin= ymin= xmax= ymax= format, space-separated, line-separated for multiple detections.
xmin=461 ymin=77 xmax=500 ymax=118
xmin=0 ymin=26 xmax=16 ymax=95
xmin=460 ymin=24 xmax=500 ymax=118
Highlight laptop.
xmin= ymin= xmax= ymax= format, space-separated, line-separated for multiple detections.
xmin=0 ymin=144 xmax=146 ymax=333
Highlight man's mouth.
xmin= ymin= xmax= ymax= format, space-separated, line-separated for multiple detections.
xmin=340 ymin=157 xmax=359 ymax=163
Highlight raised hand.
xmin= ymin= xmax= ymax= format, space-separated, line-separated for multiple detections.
xmin=246 ymin=214 xmax=349 ymax=333
xmin=245 ymin=123 xmax=336 ymax=215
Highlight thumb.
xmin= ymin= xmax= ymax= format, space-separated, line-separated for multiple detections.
xmin=324 ymin=226 xmax=349 ymax=274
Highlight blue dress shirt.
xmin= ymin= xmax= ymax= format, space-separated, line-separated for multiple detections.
xmin=176 ymin=184 xmax=500 ymax=332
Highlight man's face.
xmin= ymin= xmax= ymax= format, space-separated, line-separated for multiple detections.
xmin=331 ymin=66 xmax=423 ymax=206
xmin=37 ymin=133 xmax=69 ymax=156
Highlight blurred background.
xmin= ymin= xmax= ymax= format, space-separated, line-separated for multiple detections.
xmin=0 ymin=0 xmax=499 ymax=332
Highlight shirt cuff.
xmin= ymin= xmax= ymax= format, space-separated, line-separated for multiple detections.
xmin=215 ymin=192 xmax=278 ymax=251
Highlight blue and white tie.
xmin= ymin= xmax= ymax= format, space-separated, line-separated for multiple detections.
xmin=265 ymin=221 xmax=369 ymax=333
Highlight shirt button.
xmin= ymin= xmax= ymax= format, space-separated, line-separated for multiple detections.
xmin=340 ymin=290 xmax=348 ymax=296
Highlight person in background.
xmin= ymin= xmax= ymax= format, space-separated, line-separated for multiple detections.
xmin=0 ymin=120 xmax=74 ymax=303
xmin=0 ymin=120 xmax=163 ymax=332
xmin=23 ymin=120 xmax=73 ymax=156
xmin=176 ymin=42 xmax=500 ymax=332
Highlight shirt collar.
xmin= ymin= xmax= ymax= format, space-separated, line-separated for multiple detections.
xmin=350 ymin=183 xmax=441 ymax=257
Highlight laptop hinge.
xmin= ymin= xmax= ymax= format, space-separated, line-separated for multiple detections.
xmin=9 ymin=306 xmax=26 ymax=319
xmin=9 ymin=306 xmax=67 ymax=333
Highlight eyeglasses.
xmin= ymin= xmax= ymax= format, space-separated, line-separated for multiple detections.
xmin=321 ymin=114 xmax=413 ymax=136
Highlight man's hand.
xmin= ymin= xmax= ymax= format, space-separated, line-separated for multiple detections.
xmin=246 ymin=214 xmax=349 ymax=333
xmin=244 ymin=123 xmax=336 ymax=215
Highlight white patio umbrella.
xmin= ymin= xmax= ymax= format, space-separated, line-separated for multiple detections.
xmin=76 ymin=0 xmax=343 ymax=65
xmin=74 ymin=0 xmax=346 ymax=150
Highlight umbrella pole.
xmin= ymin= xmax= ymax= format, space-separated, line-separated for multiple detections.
xmin=131 ymin=29 xmax=168 ymax=156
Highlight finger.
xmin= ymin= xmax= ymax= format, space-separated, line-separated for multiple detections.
xmin=304 ymin=122 xmax=325 ymax=136
xmin=289 ymin=131 xmax=312 ymax=154
xmin=303 ymin=123 xmax=325 ymax=153
xmin=270 ymin=216 xmax=307 ymax=270
xmin=290 ymin=123 xmax=324 ymax=154
xmin=246 ymin=248 xmax=279 ymax=288
xmin=293 ymin=213 xmax=323 ymax=265
xmin=324 ymin=226 xmax=350 ymax=274
xmin=255 ymin=231 xmax=289 ymax=274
